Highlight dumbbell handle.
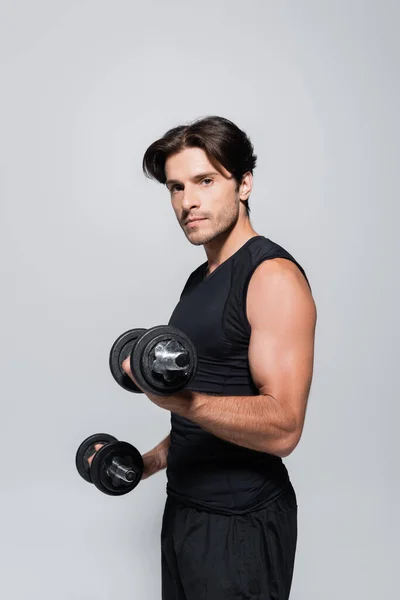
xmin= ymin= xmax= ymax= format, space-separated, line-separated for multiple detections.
xmin=106 ymin=458 xmax=138 ymax=484
xmin=152 ymin=341 xmax=190 ymax=375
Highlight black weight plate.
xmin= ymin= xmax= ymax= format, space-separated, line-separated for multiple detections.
xmin=75 ymin=433 xmax=118 ymax=483
xmin=131 ymin=325 xmax=198 ymax=396
xmin=91 ymin=441 xmax=144 ymax=496
xmin=109 ymin=328 xmax=147 ymax=393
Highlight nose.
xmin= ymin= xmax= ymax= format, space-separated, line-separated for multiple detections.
xmin=181 ymin=186 xmax=201 ymax=212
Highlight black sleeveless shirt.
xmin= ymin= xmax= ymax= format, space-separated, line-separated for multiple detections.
xmin=166 ymin=235 xmax=311 ymax=515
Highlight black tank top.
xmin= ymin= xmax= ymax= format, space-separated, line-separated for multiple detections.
xmin=166 ymin=235 xmax=311 ymax=515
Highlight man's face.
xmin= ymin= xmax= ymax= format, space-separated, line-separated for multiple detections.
xmin=164 ymin=147 xmax=250 ymax=246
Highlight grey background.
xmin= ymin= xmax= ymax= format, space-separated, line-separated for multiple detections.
xmin=0 ymin=1 xmax=398 ymax=598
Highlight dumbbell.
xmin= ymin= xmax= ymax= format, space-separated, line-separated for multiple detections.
xmin=109 ymin=325 xmax=198 ymax=396
xmin=75 ymin=433 xmax=144 ymax=496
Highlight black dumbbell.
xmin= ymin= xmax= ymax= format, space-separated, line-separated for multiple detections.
xmin=109 ymin=325 xmax=198 ymax=396
xmin=75 ymin=433 xmax=144 ymax=496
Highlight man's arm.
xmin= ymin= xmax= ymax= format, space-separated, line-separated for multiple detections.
xmin=88 ymin=433 xmax=171 ymax=479
xmin=122 ymin=258 xmax=317 ymax=457
xmin=141 ymin=432 xmax=171 ymax=479
xmin=181 ymin=258 xmax=317 ymax=457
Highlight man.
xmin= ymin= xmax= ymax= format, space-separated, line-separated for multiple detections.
xmin=123 ymin=115 xmax=317 ymax=599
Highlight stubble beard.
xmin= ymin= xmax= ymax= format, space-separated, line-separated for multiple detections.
xmin=182 ymin=201 xmax=240 ymax=247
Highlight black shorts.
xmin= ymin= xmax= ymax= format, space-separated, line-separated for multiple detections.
xmin=161 ymin=481 xmax=298 ymax=600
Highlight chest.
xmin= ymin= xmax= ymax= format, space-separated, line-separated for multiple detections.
xmin=168 ymin=273 xmax=233 ymax=359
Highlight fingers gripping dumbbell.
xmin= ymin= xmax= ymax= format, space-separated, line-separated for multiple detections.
xmin=75 ymin=433 xmax=144 ymax=496
xmin=109 ymin=325 xmax=198 ymax=396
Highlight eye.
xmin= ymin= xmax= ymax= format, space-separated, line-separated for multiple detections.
xmin=170 ymin=184 xmax=183 ymax=193
xmin=201 ymin=178 xmax=213 ymax=186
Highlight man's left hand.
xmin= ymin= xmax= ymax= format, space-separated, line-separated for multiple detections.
xmin=121 ymin=357 xmax=193 ymax=415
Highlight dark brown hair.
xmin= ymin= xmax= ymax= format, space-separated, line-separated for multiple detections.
xmin=142 ymin=115 xmax=257 ymax=215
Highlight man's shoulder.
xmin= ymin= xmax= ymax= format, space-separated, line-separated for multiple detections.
xmin=250 ymin=235 xmax=290 ymax=255
xmin=188 ymin=260 xmax=207 ymax=280
xmin=246 ymin=236 xmax=311 ymax=291
xmin=179 ymin=261 xmax=207 ymax=297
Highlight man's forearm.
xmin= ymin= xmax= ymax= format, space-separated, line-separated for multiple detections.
xmin=142 ymin=432 xmax=171 ymax=474
xmin=179 ymin=393 xmax=296 ymax=456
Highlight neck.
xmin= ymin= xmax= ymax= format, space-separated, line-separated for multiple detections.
xmin=204 ymin=219 xmax=259 ymax=274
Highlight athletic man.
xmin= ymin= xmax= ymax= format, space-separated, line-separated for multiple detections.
xmin=122 ymin=115 xmax=317 ymax=599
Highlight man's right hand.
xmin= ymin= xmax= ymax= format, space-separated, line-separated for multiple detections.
xmin=87 ymin=443 xmax=104 ymax=467
xmin=87 ymin=431 xmax=170 ymax=482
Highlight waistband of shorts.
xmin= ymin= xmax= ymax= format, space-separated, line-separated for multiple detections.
xmin=165 ymin=479 xmax=295 ymax=517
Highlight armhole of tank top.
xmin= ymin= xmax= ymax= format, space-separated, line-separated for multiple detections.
xmin=240 ymin=253 xmax=309 ymax=333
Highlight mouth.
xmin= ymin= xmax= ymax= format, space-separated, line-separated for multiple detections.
xmin=185 ymin=218 xmax=207 ymax=227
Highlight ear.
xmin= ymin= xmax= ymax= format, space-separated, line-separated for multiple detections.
xmin=239 ymin=172 xmax=253 ymax=200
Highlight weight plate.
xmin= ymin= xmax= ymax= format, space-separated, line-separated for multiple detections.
xmin=91 ymin=441 xmax=144 ymax=496
xmin=75 ymin=433 xmax=118 ymax=483
xmin=109 ymin=328 xmax=147 ymax=393
xmin=131 ymin=325 xmax=197 ymax=396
